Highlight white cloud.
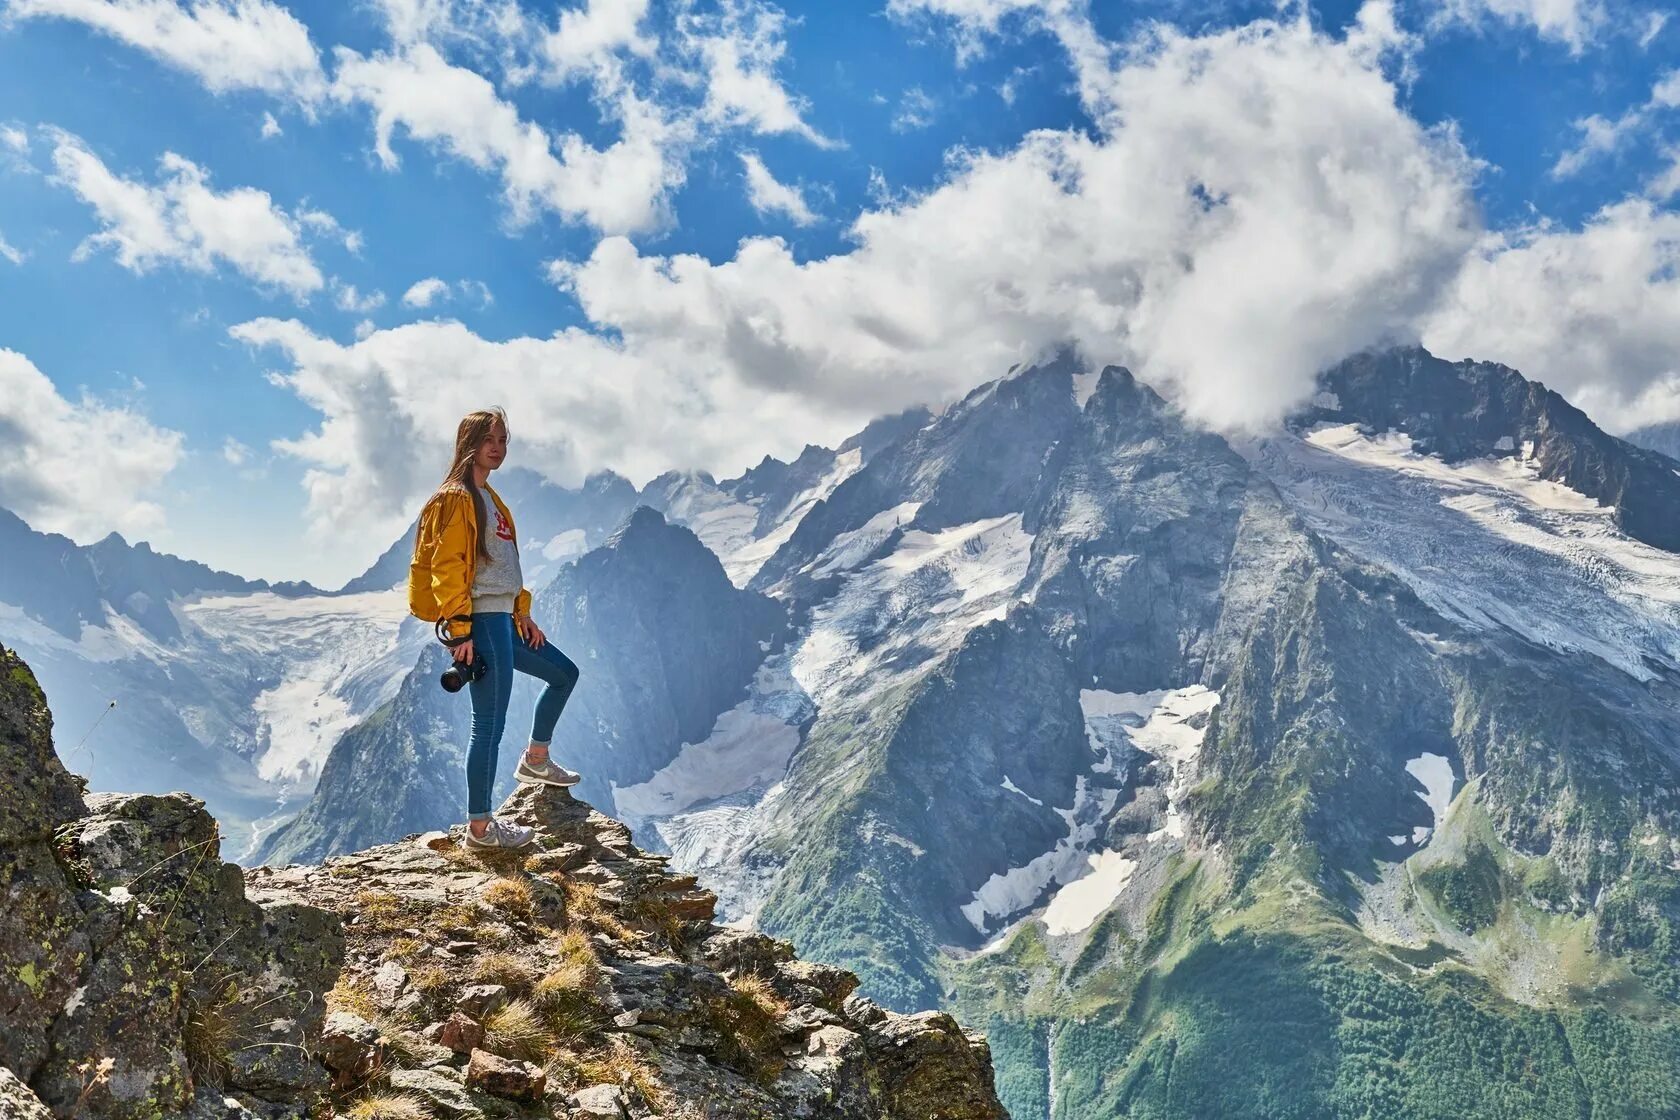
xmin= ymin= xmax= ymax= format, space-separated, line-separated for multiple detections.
xmin=538 ymin=0 xmax=654 ymax=81
xmin=333 ymin=282 xmax=386 ymax=313
xmin=47 ymin=129 xmax=329 ymax=297
xmin=1639 ymin=10 xmax=1668 ymax=48
xmin=1430 ymin=0 xmax=1607 ymax=52
xmin=0 ymin=230 xmax=23 ymax=264
xmin=0 ymin=347 xmax=183 ymax=538
xmin=221 ymin=435 xmax=249 ymax=464
xmin=402 ymin=276 xmax=451 ymax=307
xmin=459 ymin=278 xmax=492 ymax=305
xmin=295 ymin=206 xmax=363 ymax=253
xmin=0 ymin=125 xmax=27 ymax=153
xmin=739 ymin=151 xmax=817 ymax=225
xmin=6 ymin=0 xmax=327 ymax=104
xmin=260 ymin=110 xmax=282 ymax=138
xmin=891 ymin=86 xmax=937 ymax=131
xmin=1421 ymin=199 xmax=1680 ymax=432
xmin=1552 ymin=68 xmax=1680 ymax=186
xmin=331 ymin=42 xmax=690 ymax=234
xmin=885 ymin=0 xmax=1046 ymax=65
xmin=241 ymin=11 xmax=1487 ymax=549
xmin=678 ymin=0 xmax=836 ymax=148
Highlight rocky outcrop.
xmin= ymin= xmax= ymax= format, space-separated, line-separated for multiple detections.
xmin=1 ymin=643 xmax=345 ymax=1119
xmin=1 ymin=643 xmax=1006 ymax=1118
xmin=253 ymin=780 xmax=1006 ymax=1119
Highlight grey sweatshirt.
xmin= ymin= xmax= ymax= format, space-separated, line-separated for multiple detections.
xmin=470 ymin=488 xmax=524 ymax=614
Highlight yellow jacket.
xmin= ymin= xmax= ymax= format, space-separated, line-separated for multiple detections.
xmin=407 ymin=482 xmax=532 ymax=638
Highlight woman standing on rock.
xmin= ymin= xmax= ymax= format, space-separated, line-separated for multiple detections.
xmin=408 ymin=406 xmax=582 ymax=850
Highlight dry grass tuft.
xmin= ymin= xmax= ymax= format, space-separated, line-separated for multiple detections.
xmin=181 ymin=980 xmax=239 ymax=1089
xmin=483 ymin=998 xmax=554 ymax=1063
xmin=407 ymin=963 xmax=451 ymax=996
xmin=551 ymin=1036 xmax=672 ymax=1113
xmin=474 ymin=950 xmax=536 ymax=991
xmin=481 ymin=876 xmax=534 ymax=919
xmin=706 ymin=973 xmax=790 ymax=1084
xmin=344 ymin=1092 xmax=431 ymax=1120
xmin=384 ymin=937 xmax=426 ymax=964
xmin=351 ymin=889 xmax=407 ymax=932
xmin=326 ymin=975 xmax=381 ymax=1022
xmin=623 ymin=886 xmax=690 ymax=953
xmin=560 ymin=881 xmax=631 ymax=941
xmin=729 ymin=973 xmax=790 ymax=1019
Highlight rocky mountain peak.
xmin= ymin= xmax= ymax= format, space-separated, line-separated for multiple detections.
xmin=2 ymin=642 xmax=1004 ymax=1118
xmin=1310 ymin=345 xmax=1680 ymax=551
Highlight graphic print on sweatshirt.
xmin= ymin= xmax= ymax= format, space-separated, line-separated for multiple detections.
xmin=493 ymin=506 xmax=514 ymax=542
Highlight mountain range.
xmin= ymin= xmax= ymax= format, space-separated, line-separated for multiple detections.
xmin=5 ymin=344 xmax=1680 ymax=1117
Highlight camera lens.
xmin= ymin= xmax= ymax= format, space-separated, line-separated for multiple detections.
xmin=439 ymin=655 xmax=484 ymax=692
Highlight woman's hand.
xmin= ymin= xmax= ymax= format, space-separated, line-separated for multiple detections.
xmin=515 ymin=615 xmax=545 ymax=648
xmin=452 ymin=638 xmax=476 ymax=664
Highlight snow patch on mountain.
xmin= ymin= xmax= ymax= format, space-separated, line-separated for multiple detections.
xmin=722 ymin=448 xmax=865 ymax=588
xmin=793 ymin=511 xmax=1033 ymax=709
xmin=959 ymin=685 xmax=1217 ymax=935
xmin=0 ymin=600 xmax=171 ymax=665
xmin=178 ymin=588 xmax=415 ymax=784
xmin=1250 ymin=425 xmax=1680 ymax=681
xmin=960 ymin=773 xmax=1120 ymax=934
xmin=612 ymin=696 xmax=801 ymax=823
xmin=1041 ymin=850 xmax=1138 ymax=935
xmin=1001 ymin=775 xmax=1044 ymax=806
xmin=1406 ymin=752 xmax=1456 ymax=845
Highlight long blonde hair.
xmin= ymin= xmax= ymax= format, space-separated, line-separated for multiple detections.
xmin=433 ymin=407 xmax=509 ymax=563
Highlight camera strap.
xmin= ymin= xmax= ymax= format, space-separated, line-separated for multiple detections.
xmin=435 ymin=615 xmax=473 ymax=648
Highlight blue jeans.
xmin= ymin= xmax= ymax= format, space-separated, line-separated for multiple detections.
xmin=465 ymin=611 xmax=580 ymax=819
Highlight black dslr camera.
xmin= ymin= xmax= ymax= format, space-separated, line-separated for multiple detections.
xmin=437 ymin=617 xmax=486 ymax=693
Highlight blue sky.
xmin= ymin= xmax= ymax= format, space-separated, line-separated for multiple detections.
xmin=0 ymin=0 xmax=1677 ymax=587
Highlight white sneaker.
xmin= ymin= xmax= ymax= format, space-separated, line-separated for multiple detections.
xmin=515 ymin=753 xmax=581 ymax=788
xmin=463 ymin=817 xmax=535 ymax=850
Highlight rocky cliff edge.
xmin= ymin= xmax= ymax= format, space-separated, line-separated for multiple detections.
xmin=0 ymin=643 xmax=1006 ymax=1120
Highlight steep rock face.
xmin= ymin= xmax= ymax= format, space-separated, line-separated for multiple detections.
xmin=1314 ymin=346 xmax=1680 ymax=551
xmin=536 ymin=506 xmax=791 ymax=801
xmin=1 ymin=644 xmax=1008 ymax=1119
xmin=0 ymin=644 xmax=344 ymax=1119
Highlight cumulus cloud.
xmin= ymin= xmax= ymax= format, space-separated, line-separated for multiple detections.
xmin=260 ymin=110 xmax=282 ymax=138
xmin=5 ymin=0 xmax=328 ymax=104
xmin=0 ymin=348 xmax=183 ymax=538
xmin=1421 ymin=199 xmax=1680 ymax=432
xmin=240 ymin=11 xmax=1490 ymax=550
xmin=678 ymin=0 xmax=836 ymax=147
xmin=402 ymin=276 xmax=451 ymax=307
xmin=221 ymin=435 xmax=249 ymax=464
xmin=538 ymin=0 xmax=654 ymax=81
xmin=331 ymin=42 xmax=690 ymax=234
xmin=739 ymin=151 xmax=817 ymax=225
xmin=47 ymin=129 xmax=330 ymax=297
xmin=0 ymin=230 xmax=23 ymax=264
